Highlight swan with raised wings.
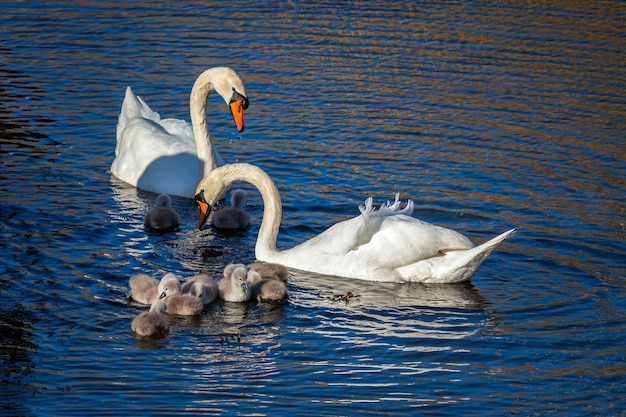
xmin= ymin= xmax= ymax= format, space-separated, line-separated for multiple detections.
xmin=195 ymin=163 xmax=514 ymax=283
xmin=112 ymin=67 xmax=249 ymax=198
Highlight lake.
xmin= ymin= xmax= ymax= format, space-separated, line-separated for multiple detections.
xmin=1 ymin=1 xmax=624 ymax=416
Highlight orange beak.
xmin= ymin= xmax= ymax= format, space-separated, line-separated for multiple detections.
xmin=229 ymin=100 xmax=245 ymax=132
xmin=194 ymin=190 xmax=211 ymax=230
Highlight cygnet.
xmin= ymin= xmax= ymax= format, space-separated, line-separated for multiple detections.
xmin=247 ymin=262 xmax=290 ymax=283
xmin=163 ymin=294 xmax=204 ymax=316
xmin=131 ymin=300 xmax=169 ymax=337
xmin=144 ymin=194 xmax=181 ymax=231
xmin=218 ymin=264 xmax=252 ymax=302
xmin=210 ymin=189 xmax=251 ymax=230
xmin=158 ymin=273 xmax=182 ymax=299
xmin=129 ymin=272 xmax=181 ymax=305
xmin=247 ymin=270 xmax=289 ymax=303
xmin=182 ymin=274 xmax=218 ymax=305
xmin=129 ymin=273 xmax=159 ymax=305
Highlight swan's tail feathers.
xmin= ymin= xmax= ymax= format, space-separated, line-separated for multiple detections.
xmin=396 ymin=228 xmax=515 ymax=283
xmin=116 ymin=86 xmax=161 ymax=143
xmin=358 ymin=195 xmax=415 ymax=219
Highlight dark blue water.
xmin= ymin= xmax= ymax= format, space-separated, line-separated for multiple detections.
xmin=1 ymin=1 xmax=624 ymax=416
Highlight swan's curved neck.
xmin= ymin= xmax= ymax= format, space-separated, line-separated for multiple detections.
xmin=219 ymin=164 xmax=282 ymax=259
xmin=189 ymin=69 xmax=219 ymax=176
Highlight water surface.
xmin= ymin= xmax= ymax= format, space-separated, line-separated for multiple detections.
xmin=1 ymin=1 xmax=624 ymax=416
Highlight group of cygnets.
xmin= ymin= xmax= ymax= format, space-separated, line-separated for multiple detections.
xmin=130 ymin=263 xmax=290 ymax=338
xmin=132 ymin=188 xmax=286 ymax=338
xmin=144 ymin=189 xmax=250 ymax=232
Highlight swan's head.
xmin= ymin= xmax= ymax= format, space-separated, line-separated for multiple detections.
xmin=194 ymin=171 xmax=227 ymax=230
xmin=209 ymin=67 xmax=249 ymax=132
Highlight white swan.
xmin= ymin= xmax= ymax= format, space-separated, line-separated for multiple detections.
xmin=112 ymin=67 xmax=249 ymax=198
xmin=210 ymin=189 xmax=251 ymax=230
xmin=131 ymin=300 xmax=169 ymax=337
xmin=144 ymin=194 xmax=181 ymax=230
xmin=218 ymin=264 xmax=252 ymax=302
xmin=195 ymin=163 xmax=515 ymax=283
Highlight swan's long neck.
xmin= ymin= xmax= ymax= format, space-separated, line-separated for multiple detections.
xmin=189 ymin=69 xmax=219 ymax=176
xmin=220 ymin=164 xmax=282 ymax=260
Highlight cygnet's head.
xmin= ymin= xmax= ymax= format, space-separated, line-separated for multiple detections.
xmin=156 ymin=194 xmax=172 ymax=208
xmin=223 ymin=263 xmax=246 ymax=279
xmin=189 ymin=282 xmax=205 ymax=298
xmin=158 ymin=273 xmax=181 ymax=299
xmin=231 ymin=266 xmax=249 ymax=294
xmin=246 ymin=270 xmax=262 ymax=285
xmin=231 ymin=189 xmax=247 ymax=209
xmin=150 ymin=299 xmax=167 ymax=314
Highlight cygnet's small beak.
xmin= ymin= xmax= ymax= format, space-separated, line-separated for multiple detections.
xmin=159 ymin=291 xmax=167 ymax=299
xmin=241 ymin=283 xmax=248 ymax=294
xmin=195 ymin=190 xmax=211 ymax=230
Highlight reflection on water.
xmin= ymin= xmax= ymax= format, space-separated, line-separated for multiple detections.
xmin=1 ymin=0 xmax=624 ymax=415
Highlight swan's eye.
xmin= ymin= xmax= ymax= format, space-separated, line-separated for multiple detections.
xmin=230 ymin=88 xmax=249 ymax=110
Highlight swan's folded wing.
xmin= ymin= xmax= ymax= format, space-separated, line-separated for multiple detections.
xmin=347 ymin=215 xmax=476 ymax=270
xmin=116 ymin=87 xmax=161 ymax=143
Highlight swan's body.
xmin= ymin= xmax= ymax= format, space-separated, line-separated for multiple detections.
xmin=131 ymin=300 xmax=169 ymax=337
xmin=129 ymin=272 xmax=181 ymax=305
xmin=247 ymin=270 xmax=289 ymax=303
xmin=195 ymin=163 xmax=515 ymax=283
xmin=218 ymin=264 xmax=251 ymax=302
xmin=210 ymin=189 xmax=251 ymax=229
xmin=144 ymin=194 xmax=181 ymax=230
xmin=182 ymin=274 xmax=218 ymax=305
xmin=248 ymin=262 xmax=290 ymax=283
xmin=112 ymin=67 xmax=249 ymax=198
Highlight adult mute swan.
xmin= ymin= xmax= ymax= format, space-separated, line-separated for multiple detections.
xmin=112 ymin=67 xmax=249 ymax=198
xmin=195 ymin=163 xmax=515 ymax=284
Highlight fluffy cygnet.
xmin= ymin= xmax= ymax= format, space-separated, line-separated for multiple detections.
xmin=247 ymin=270 xmax=289 ymax=303
xmin=144 ymin=194 xmax=181 ymax=231
xmin=129 ymin=272 xmax=181 ymax=305
xmin=131 ymin=300 xmax=169 ymax=337
xmin=182 ymin=274 xmax=218 ymax=305
xmin=247 ymin=262 xmax=290 ymax=283
xmin=210 ymin=189 xmax=251 ymax=230
xmin=129 ymin=273 xmax=159 ymax=305
xmin=218 ymin=264 xmax=252 ymax=302
xmin=158 ymin=273 xmax=182 ymax=299
xmin=163 ymin=294 xmax=204 ymax=316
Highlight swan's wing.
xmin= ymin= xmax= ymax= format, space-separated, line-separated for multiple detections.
xmin=289 ymin=196 xmax=419 ymax=258
xmin=347 ymin=215 xmax=475 ymax=270
xmin=116 ymin=87 xmax=161 ymax=143
xmin=160 ymin=118 xmax=193 ymax=138
xmin=111 ymin=117 xmax=199 ymax=197
xmin=394 ymin=229 xmax=515 ymax=283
